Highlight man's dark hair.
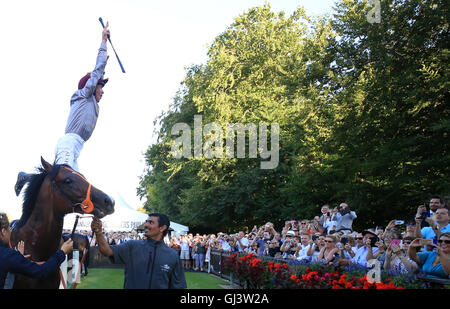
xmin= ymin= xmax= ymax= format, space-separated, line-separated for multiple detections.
xmin=430 ymin=196 xmax=444 ymax=204
xmin=148 ymin=213 xmax=170 ymax=237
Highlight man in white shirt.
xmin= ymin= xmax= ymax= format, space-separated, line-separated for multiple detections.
xmin=296 ymin=234 xmax=312 ymax=261
xmin=418 ymin=208 xmax=450 ymax=252
xmin=332 ymin=203 xmax=357 ymax=234
xmin=351 ymin=230 xmax=379 ymax=267
xmin=339 ymin=230 xmax=379 ymax=267
xmin=218 ymin=234 xmax=232 ymax=253
xmin=236 ymin=231 xmax=249 ymax=252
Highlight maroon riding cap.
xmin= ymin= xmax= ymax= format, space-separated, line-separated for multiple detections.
xmin=78 ymin=73 xmax=109 ymax=90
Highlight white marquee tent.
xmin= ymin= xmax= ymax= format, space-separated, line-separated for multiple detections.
xmin=63 ymin=193 xmax=188 ymax=234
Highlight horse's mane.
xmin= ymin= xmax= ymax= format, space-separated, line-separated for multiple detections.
xmin=15 ymin=164 xmax=62 ymax=230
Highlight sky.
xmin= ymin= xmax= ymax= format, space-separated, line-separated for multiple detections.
xmin=0 ymin=0 xmax=337 ymax=221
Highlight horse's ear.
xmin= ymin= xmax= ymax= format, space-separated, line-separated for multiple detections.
xmin=41 ymin=157 xmax=53 ymax=173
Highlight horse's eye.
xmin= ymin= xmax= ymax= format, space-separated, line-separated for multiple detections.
xmin=64 ymin=178 xmax=72 ymax=185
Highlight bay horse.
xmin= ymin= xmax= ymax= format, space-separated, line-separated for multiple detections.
xmin=10 ymin=157 xmax=114 ymax=289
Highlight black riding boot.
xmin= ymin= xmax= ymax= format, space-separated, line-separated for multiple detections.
xmin=14 ymin=172 xmax=31 ymax=196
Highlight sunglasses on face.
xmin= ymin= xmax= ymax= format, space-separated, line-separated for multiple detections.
xmin=325 ymin=240 xmax=334 ymax=243
xmin=438 ymin=240 xmax=450 ymax=244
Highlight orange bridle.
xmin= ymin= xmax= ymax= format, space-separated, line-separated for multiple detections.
xmin=62 ymin=167 xmax=94 ymax=214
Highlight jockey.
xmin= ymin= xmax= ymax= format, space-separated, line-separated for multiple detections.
xmin=14 ymin=23 xmax=110 ymax=196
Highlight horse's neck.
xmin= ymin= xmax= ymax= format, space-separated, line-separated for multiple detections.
xmin=20 ymin=184 xmax=66 ymax=259
xmin=27 ymin=200 xmax=64 ymax=239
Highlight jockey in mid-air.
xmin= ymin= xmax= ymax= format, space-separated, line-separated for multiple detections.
xmin=15 ymin=22 xmax=111 ymax=196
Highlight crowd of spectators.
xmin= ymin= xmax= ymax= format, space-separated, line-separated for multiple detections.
xmin=61 ymin=230 xmax=145 ymax=247
xmin=68 ymin=196 xmax=450 ymax=280
xmin=165 ymin=197 xmax=450 ymax=280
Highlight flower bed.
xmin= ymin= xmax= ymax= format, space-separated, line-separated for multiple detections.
xmin=224 ymin=253 xmax=425 ymax=289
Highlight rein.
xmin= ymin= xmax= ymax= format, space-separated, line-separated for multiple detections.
xmin=52 ymin=166 xmax=94 ymax=214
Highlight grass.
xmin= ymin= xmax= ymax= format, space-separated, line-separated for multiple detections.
xmin=76 ymin=268 xmax=229 ymax=289
xmin=77 ymin=268 xmax=124 ymax=289
xmin=185 ymin=271 xmax=229 ymax=289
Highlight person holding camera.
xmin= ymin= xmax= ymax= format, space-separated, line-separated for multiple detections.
xmin=179 ymin=234 xmax=192 ymax=271
xmin=267 ymin=239 xmax=281 ymax=257
xmin=249 ymin=227 xmax=271 ymax=256
xmin=227 ymin=234 xmax=239 ymax=253
xmin=280 ymin=231 xmax=298 ymax=259
xmin=217 ymin=233 xmax=232 ymax=253
xmin=337 ymin=236 xmax=356 ymax=260
xmin=404 ymin=221 xmax=417 ymax=238
xmin=307 ymin=235 xmax=325 ymax=263
xmin=384 ymin=236 xmax=418 ymax=274
xmin=339 ymin=230 xmax=379 ymax=267
xmin=408 ymin=232 xmax=450 ymax=279
xmin=192 ymin=235 xmax=207 ymax=272
xmin=295 ymin=233 xmax=313 ymax=261
xmin=331 ymin=203 xmax=357 ymax=234
xmin=308 ymin=218 xmax=322 ymax=235
xmin=235 ymin=231 xmax=249 ymax=253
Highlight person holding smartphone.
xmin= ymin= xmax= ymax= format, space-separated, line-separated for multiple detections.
xmin=384 ymin=237 xmax=418 ymax=274
xmin=408 ymin=233 xmax=450 ymax=279
xmin=339 ymin=230 xmax=379 ymax=267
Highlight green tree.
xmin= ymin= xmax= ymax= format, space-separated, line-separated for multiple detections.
xmin=138 ymin=1 xmax=449 ymax=233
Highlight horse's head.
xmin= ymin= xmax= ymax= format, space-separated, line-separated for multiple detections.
xmin=41 ymin=157 xmax=115 ymax=219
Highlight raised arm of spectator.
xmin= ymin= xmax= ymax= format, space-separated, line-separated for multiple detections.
xmin=365 ymin=239 xmax=375 ymax=262
xmin=237 ymin=238 xmax=246 ymax=250
xmin=318 ymin=246 xmax=326 ymax=261
xmin=425 ymin=217 xmax=442 ymax=239
xmin=384 ymin=220 xmax=395 ymax=234
xmin=344 ymin=243 xmax=355 ymax=258
xmin=373 ymin=241 xmax=385 ymax=259
xmin=307 ymin=239 xmax=316 ymax=257
xmin=414 ymin=216 xmax=423 ymax=239
xmin=383 ymin=244 xmax=394 ymax=270
xmin=280 ymin=239 xmax=291 ymax=252
xmin=407 ymin=238 xmax=422 ymax=265
xmin=414 ymin=205 xmax=427 ymax=238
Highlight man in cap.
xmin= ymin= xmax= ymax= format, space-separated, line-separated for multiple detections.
xmin=14 ymin=22 xmax=111 ymax=195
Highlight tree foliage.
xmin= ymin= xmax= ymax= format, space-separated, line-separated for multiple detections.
xmin=138 ymin=1 xmax=449 ymax=233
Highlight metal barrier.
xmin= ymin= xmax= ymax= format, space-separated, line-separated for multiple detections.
xmin=88 ymin=246 xmax=124 ymax=268
xmin=207 ymin=249 xmax=243 ymax=287
xmin=417 ymin=274 xmax=450 ymax=289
